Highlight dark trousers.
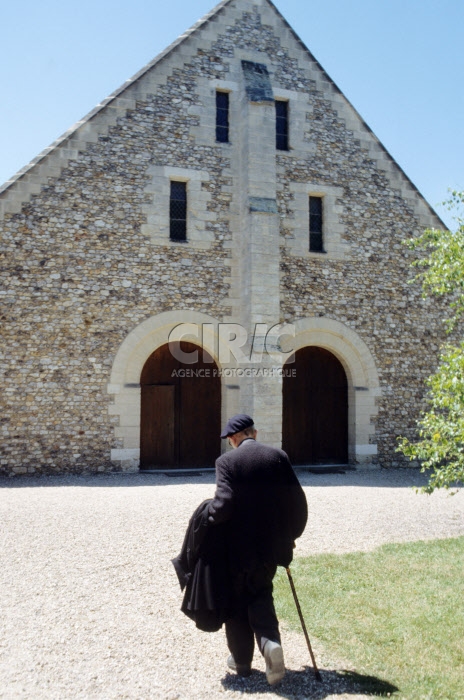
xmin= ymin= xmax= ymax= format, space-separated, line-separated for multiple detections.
xmin=225 ymin=564 xmax=281 ymax=666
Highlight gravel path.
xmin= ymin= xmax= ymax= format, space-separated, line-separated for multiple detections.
xmin=1 ymin=468 xmax=463 ymax=699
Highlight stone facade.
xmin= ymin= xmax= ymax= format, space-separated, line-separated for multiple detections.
xmin=0 ymin=0 xmax=446 ymax=475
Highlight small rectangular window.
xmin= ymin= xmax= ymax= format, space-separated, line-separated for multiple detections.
xmin=309 ymin=196 xmax=324 ymax=252
xmin=170 ymin=181 xmax=187 ymax=241
xmin=216 ymin=91 xmax=229 ymax=143
xmin=275 ymin=100 xmax=289 ymax=150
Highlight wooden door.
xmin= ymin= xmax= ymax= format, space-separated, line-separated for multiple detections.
xmin=283 ymin=346 xmax=348 ymax=465
xmin=140 ymin=342 xmax=220 ymax=469
xmin=140 ymin=385 xmax=175 ymax=466
xmin=179 ymin=369 xmax=221 ymax=466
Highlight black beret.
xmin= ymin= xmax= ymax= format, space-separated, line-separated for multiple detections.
xmin=220 ymin=414 xmax=254 ymax=438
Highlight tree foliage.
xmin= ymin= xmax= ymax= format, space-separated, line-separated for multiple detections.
xmin=397 ymin=191 xmax=464 ymax=493
xmin=406 ymin=190 xmax=464 ymax=331
xmin=398 ymin=343 xmax=464 ymax=492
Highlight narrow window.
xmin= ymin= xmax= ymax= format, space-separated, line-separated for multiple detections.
xmin=216 ymin=91 xmax=229 ymax=143
xmin=309 ymin=196 xmax=324 ymax=252
xmin=170 ymin=181 xmax=187 ymax=241
xmin=275 ymin=100 xmax=289 ymax=150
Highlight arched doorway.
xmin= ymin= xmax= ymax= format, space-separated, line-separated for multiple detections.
xmin=283 ymin=346 xmax=348 ymax=465
xmin=140 ymin=341 xmax=221 ymax=469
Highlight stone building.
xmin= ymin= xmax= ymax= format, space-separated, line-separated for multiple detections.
xmin=0 ymin=0 xmax=446 ymax=475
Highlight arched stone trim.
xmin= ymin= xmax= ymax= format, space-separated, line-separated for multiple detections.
xmin=107 ymin=310 xmax=239 ymax=471
xmin=289 ymin=317 xmax=381 ymax=466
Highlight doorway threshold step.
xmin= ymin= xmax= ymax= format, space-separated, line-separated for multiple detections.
xmin=295 ymin=465 xmax=356 ymax=474
xmin=141 ymin=468 xmax=216 ymax=476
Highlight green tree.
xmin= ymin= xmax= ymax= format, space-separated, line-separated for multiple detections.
xmin=397 ymin=190 xmax=464 ymax=493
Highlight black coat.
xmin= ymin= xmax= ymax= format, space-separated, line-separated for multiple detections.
xmin=172 ymin=499 xmax=231 ymax=632
xmin=207 ymin=439 xmax=308 ymax=572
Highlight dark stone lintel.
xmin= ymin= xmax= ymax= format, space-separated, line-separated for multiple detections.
xmin=241 ymin=60 xmax=274 ymax=103
xmin=249 ymin=197 xmax=278 ymax=214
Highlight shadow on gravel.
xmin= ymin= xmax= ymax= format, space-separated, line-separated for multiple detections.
xmin=0 ymin=468 xmax=433 ymax=491
xmin=222 ymin=666 xmax=399 ymax=698
xmin=297 ymin=468 xmax=431 ymax=490
xmin=0 ymin=472 xmax=217 ymax=488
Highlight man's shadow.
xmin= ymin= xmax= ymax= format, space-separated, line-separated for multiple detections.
xmin=222 ymin=666 xmax=399 ymax=698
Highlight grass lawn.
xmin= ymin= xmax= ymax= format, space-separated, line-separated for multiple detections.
xmin=274 ymin=537 xmax=464 ymax=699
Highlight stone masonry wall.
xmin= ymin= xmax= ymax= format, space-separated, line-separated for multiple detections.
xmin=0 ymin=16 xmax=237 ymax=474
xmin=0 ymin=0 xmax=448 ymax=473
xmin=224 ymin=3 xmax=448 ymax=467
xmin=274 ymin=59 xmax=447 ymax=467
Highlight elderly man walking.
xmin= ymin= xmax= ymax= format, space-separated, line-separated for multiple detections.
xmin=207 ymin=414 xmax=308 ymax=686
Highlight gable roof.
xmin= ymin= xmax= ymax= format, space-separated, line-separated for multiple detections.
xmin=0 ymin=0 xmax=444 ymax=227
xmin=0 ymin=0 xmax=233 ymax=199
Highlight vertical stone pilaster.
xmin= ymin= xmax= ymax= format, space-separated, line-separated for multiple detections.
xmin=236 ymin=62 xmax=282 ymax=446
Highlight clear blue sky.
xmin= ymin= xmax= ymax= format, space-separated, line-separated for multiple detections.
xmin=1 ymin=0 xmax=462 ymax=229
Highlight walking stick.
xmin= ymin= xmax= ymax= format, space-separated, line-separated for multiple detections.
xmin=286 ymin=567 xmax=322 ymax=682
